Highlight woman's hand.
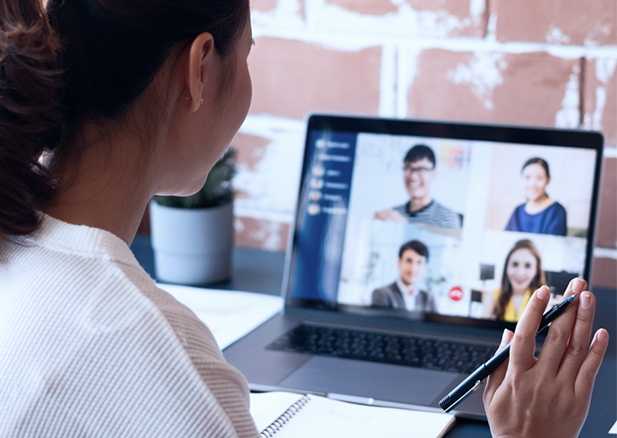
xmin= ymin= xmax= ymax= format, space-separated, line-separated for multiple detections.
xmin=484 ymin=279 xmax=609 ymax=438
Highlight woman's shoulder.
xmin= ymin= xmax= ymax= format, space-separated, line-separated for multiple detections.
xmin=511 ymin=203 xmax=526 ymax=215
xmin=124 ymin=276 xmax=226 ymax=362
xmin=536 ymin=200 xmax=567 ymax=221
xmin=6 ymin=232 xmax=223 ymax=363
xmin=548 ymin=201 xmax=567 ymax=213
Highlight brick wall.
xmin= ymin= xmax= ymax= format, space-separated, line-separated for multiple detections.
xmin=230 ymin=0 xmax=617 ymax=288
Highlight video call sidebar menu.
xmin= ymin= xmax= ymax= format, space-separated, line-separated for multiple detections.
xmin=291 ymin=130 xmax=358 ymax=302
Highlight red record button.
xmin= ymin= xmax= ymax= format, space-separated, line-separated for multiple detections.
xmin=448 ymin=286 xmax=464 ymax=301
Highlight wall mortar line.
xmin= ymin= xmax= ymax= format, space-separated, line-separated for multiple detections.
xmin=483 ymin=0 xmax=491 ymax=40
xmin=579 ymin=57 xmax=586 ymax=128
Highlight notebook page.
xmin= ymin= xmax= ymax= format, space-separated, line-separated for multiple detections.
xmin=250 ymin=392 xmax=455 ymax=438
xmin=249 ymin=392 xmax=305 ymax=431
xmin=158 ymin=284 xmax=283 ymax=350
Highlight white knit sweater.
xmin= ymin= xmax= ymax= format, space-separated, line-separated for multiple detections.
xmin=0 ymin=214 xmax=259 ymax=437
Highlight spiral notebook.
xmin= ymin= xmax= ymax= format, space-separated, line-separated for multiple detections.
xmin=250 ymin=391 xmax=455 ymax=438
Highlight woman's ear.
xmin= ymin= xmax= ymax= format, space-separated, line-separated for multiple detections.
xmin=187 ymin=32 xmax=216 ymax=112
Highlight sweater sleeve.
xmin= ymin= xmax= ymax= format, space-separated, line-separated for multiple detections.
xmin=142 ymin=284 xmax=260 ymax=438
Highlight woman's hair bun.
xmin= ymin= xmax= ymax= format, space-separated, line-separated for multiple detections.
xmin=0 ymin=0 xmax=64 ymax=239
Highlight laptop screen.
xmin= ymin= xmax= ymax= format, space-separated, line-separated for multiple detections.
xmin=285 ymin=114 xmax=603 ymax=329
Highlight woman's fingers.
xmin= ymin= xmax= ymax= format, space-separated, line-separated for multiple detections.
xmin=508 ymin=286 xmax=551 ymax=374
xmin=484 ymin=329 xmax=513 ymax=405
xmin=562 ymin=278 xmax=584 ymax=300
xmin=574 ymin=328 xmax=609 ymax=400
xmin=555 ymin=291 xmax=596 ymax=381
xmin=537 ymin=279 xmax=587 ymax=375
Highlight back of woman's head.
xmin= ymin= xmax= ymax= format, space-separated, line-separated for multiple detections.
xmin=0 ymin=0 xmax=249 ymax=240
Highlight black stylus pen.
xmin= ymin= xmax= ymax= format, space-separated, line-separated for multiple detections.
xmin=439 ymin=294 xmax=577 ymax=413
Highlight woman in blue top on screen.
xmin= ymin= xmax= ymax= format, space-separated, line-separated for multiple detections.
xmin=505 ymin=157 xmax=567 ymax=236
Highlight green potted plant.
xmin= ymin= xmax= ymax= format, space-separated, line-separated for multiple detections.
xmin=150 ymin=148 xmax=237 ymax=285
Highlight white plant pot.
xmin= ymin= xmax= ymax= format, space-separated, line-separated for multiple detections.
xmin=150 ymin=201 xmax=234 ymax=285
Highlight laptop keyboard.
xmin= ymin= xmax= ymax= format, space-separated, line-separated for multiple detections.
xmin=266 ymin=324 xmax=497 ymax=374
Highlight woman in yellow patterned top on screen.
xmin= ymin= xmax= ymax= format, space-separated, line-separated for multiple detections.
xmin=492 ymin=239 xmax=546 ymax=322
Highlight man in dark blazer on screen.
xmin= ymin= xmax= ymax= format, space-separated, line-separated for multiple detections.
xmin=371 ymin=240 xmax=436 ymax=312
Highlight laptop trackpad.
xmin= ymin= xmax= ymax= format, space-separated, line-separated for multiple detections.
xmin=278 ymin=356 xmax=460 ymax=406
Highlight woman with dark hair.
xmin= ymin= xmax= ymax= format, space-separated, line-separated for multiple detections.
xmin=505 ymin=157 xmax=567 ymax=235
xmin=491 ymin=240 xmax=546 ymax=322
xmin=0 ymin=1 xmax=608 ymax=437
xmin=1 ymin=0 xmax=255 ymax=436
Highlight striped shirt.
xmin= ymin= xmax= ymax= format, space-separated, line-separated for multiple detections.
xmin=0 ymin=213 xmax=259 ymax=438
xmin=392 ymin=200 xmax=462 ymax=228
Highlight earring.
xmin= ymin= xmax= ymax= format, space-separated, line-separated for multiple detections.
xmin=186 ymin=97 xmax=203 ymax=106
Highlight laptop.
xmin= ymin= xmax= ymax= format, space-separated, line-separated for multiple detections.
xmin=224 ymin=114 xmax=604 ymax=419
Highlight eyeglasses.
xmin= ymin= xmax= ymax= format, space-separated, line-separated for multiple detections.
xmin=403 ymin=165 xmax=434 ymax=175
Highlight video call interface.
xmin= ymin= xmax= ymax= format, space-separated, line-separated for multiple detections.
xmin=290 ymin=128 xmax=599 ymax=324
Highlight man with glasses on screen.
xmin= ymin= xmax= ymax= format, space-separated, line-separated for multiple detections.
xmin=374 ymin=144 xmax=462 ymax=228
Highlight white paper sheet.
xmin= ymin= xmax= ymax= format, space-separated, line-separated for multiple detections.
xmin=610 ymin=421 xmax=617 ymax=434
xmin=249 ymin=392 xmax=455 ymax=438
xmin=157 ymin=283 xmax=283 ymax=350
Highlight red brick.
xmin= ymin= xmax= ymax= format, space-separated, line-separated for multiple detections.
xmin=595 ymin=157 xmax=617 ymax=249
xmin=406 ymin=49 xmax=581 ymax=128
xmin=583 ymin=58 xmax=617 ymax=147
xmin=591 ymin=257 xmax=617 ymax=289
xmin=493 ymin=0 xmax=617 ymax=45
xmin=249 ymin=37 xmax=381 ymax=119
xmin=234 ymin=216 xmax=290 ymax=251
xmin=232 ymin=132 xmax=271 ymax=172
xmin=326 ymin=0 xmax=397 ymax=16
xmin=252 ymin=0 xmax=278 ymax=13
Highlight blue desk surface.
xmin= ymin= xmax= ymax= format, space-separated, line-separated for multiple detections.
xmin=131 ymin=235 xmax=616 ymax=437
